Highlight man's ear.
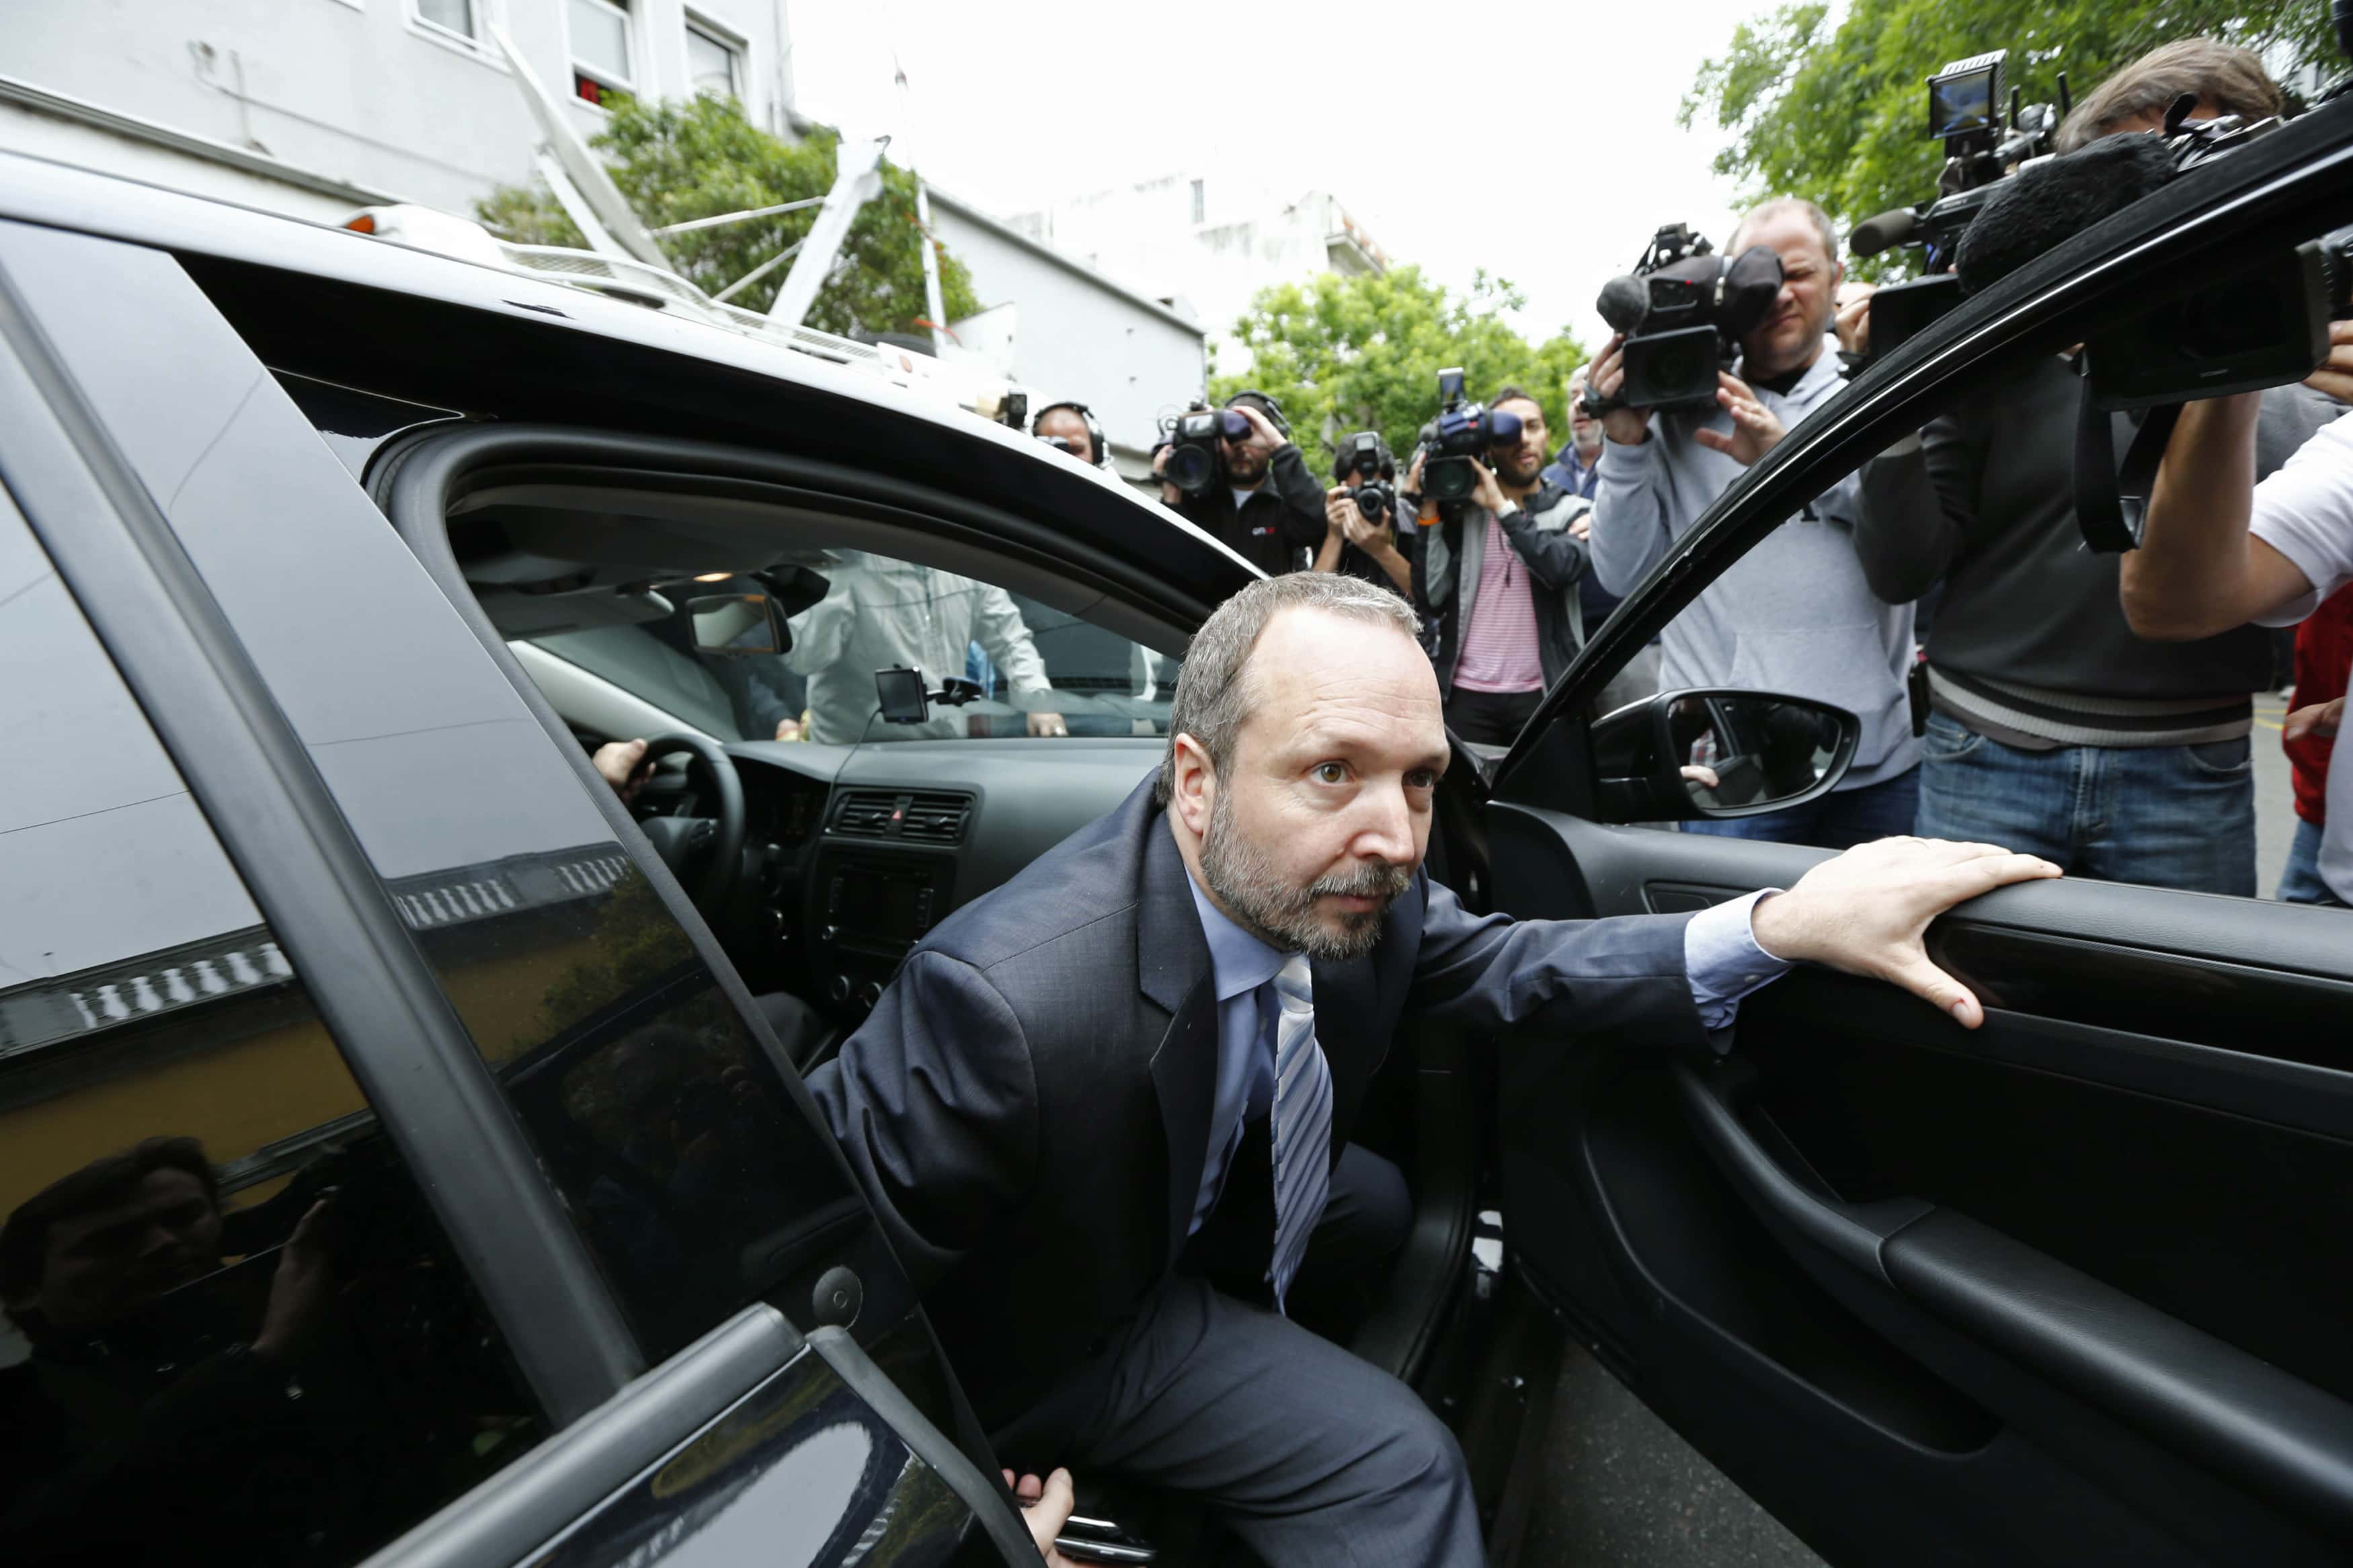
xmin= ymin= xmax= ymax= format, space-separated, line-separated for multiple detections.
xmin=1169 ymin=733 xmax=1215 ymax=837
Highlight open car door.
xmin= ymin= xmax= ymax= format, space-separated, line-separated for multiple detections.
xmin=1479 ymin=101 xmax=2353 ymax=1566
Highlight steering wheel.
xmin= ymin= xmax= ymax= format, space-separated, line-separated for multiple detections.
xmin=634 ymin=733 xmax=747 ymax=911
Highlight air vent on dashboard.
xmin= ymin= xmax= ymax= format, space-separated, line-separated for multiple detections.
xmin=826 ymin=788 xmax=974 ymax=844
xmin=898 ymin=792 xmax=973 ymax=844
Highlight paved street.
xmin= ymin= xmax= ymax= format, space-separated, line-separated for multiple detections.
xmin=2254 ymin=692 xmax=2296 ymax=900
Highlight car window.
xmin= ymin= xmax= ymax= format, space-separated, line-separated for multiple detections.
xmin=0 ymin=226 xmax=892 ymax=1363
xmin=528 ymin=550 xmax=1179 ymax=746
xmin=1572 ymin=298 xmax=2351 ymax=907
xmin=0 ymin=489 xmax=545 ymax=1567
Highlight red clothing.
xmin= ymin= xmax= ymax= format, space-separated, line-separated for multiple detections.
xmin=2287 ymin=584 xmax=2353 ymax=825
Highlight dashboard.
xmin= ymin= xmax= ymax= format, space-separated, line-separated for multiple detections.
xmin=659 ymin=738 xmax=1163 ymax=1022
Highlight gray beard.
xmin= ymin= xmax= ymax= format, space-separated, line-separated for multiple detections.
xmin=1197 ymin=786 xmax=1412 ymax=960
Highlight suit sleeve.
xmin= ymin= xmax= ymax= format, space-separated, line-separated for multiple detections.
xmin=1270 ymin=444 xmax=1333 ymax=550
xmin=805 ymin=949 xmax=1041 ymax=1294
xmin=1407 ymin=874 xmax=1710 ymax=1050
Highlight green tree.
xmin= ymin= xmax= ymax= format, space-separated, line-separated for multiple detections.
xmin=477 ymin=93 xmax=979 ymax=338
xmin=1211 ymin=266 xmax=1587 ymax=476
xmin=1682 ymin=0 xmax=2340 ymax=276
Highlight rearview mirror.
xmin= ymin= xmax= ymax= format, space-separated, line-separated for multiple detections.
xmin=1590 ymin=689 xmax=1859 ymax=823
xmin=688 ymin=593 xmax=788 ymax=657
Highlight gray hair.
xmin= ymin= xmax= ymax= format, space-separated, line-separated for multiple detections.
xmin=2055 ymin=38 xmax=2284 ymax=154
xmin=1730 ymin=196 xmax=1839 ymax=264
xmin=1154 ymin=573 xmax=1422 ymax=807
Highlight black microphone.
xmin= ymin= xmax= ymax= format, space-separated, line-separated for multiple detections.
xmin=1849 ymin=207 xmax=1923 ymax=258
xmin=1954 ymin=132 xmax=2178 ymax=294
xmin=1595 ymin=274 xmax=1649 ymax=334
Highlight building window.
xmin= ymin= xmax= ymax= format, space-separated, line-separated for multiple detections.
xmin=413 ymin=0 xmax=476 ymax=41
xmin=570 ymin=0 xmax=634 ymax=104
xmin=1190 ymin=179 xmax=1205 ymax=225
xmin=685 ymin=17 xmax=741 ymax=100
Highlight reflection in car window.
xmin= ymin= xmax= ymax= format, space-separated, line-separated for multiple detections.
xmin=529 ymin=551 xmax=1180 ymax=746
xmin=0 ymin=491 xmax=543 ymax=1567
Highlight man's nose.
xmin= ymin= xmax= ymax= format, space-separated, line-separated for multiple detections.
xmin=1351 ymin=786 xmax=1417 ymax=861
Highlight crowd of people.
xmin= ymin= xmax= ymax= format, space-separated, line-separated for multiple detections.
xmin=1064 ymin=36 xmax=2350 ymax=910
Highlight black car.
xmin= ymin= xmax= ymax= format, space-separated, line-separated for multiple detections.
xmin=0 ymin=87 xmax=2350 ymax=1568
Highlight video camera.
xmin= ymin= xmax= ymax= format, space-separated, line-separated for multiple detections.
xmin=1421 ymin=368 xmax=1523 ymax=503
xmin=1584 ymin=225 xmax=1784 ymax=415
xmin=1160 ymin=404 xmax=1248 ymax=496
xmin=1335 ymin=430 xmax=1397 ymax=523
xmin=1849 ymin=49 xmax=2069 ymax=363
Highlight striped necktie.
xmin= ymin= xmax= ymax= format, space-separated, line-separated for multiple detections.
xmin=1267 ymin=953 xmax=1334 ymax=1313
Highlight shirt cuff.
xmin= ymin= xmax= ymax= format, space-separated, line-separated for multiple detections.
xmin=1683 ymin=889 xmax=1794 ymax=1049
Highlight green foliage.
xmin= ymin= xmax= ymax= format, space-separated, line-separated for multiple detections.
xmin=1210 ymin=267 xmax=1589 ymax=476
xmin=476 ymin=93 xmax=979 ymax=338
xmin=1682 ymin=0 xmax=2340 ymax=278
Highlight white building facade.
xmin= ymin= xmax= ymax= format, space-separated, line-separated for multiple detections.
xmin=0 ymin=1 xmax=1204 ymax=480
xmin=1012 ymin=173 xmax=1390 ymax=372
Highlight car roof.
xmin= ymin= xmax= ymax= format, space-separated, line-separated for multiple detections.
xmin=0 ymin=148 xmax=1261 ymax=627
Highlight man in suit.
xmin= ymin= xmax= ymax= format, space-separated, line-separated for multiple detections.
xmin=811 ymin=571 xmax=2059 ymax=1564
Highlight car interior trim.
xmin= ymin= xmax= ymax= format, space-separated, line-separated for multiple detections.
xmin=357 ymin=1305 xmax=807 ymax=1568
xmin=0 ymin=239 xmax=645 ymax=1426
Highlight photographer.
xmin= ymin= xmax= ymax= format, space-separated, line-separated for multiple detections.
xmin=1587 ymin=198 xmax=1921 ymax=847
xmin=1316 ymin=436 xmax=1417 ymax=596
xmin=1410 ymin=386 xmax=1597 ymax=745
xmin=2121 ymin=323 xmax=2353 ymax=907
xmin=1155 ymin=392 xmax=1328 ymax=576
xmin=1852 ymin=39 xmax=2331 ymax=895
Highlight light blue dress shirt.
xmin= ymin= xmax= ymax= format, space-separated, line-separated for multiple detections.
xmin=1181 ymin=876 xmax=1788 ymax=1239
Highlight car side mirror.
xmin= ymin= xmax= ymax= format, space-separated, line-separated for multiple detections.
xmin=1590 ymin=688 xmax=1859 ymax=823
xmin=688 ymin=593 xmax=789 ymax=657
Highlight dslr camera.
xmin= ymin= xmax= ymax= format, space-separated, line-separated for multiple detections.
xmin=1585 ymin=226 xmax=1784 ymax=415
xmin=1421 ymin=368 xmax=1523 ymax=503
xmin=1160 ymin=403 xmax=1248 ymax=496
xmin=1336 ymin=430 xmax=1397 ymax=522
xmin=1848 ymin=50 xmax=2067 ymax=362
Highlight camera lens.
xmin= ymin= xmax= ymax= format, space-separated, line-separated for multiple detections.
xmin=1167 ymin=444 xmax=1215 ymax=493
xmin=1424 ymin=456 xmax=1474 ymax=502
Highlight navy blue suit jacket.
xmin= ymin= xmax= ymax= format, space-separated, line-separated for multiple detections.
xmin=809 ymin=777 xmax=1703 ymax=1430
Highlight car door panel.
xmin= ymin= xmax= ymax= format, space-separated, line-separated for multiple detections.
xmin=1487 ymin=800 xmax=2353 ymax=1565
xmin=0 ymin=208 xmax=1029 ymax=1567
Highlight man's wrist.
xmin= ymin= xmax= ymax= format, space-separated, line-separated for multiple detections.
xmin=1747 ymin=889 xmax=1801 ymax=962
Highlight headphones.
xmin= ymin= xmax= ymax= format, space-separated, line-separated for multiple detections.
xmin=1031 ymin=400 xmax=1111 ymax=468
xmin=1222 ymin=388 xmax=1293 ymax=442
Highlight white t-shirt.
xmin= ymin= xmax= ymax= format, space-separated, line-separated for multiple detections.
xmin=2250 ymin=409 xmax=2353 ymax=903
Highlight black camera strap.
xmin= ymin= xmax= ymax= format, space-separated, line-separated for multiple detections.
xmin=2074 ymin=386 xmax=2182 ymax=553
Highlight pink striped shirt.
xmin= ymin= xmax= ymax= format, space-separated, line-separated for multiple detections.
xmin=1452 ymin=511 xmax=1544 ymax=692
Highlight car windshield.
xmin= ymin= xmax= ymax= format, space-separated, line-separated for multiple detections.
xmin=532 ymin=552 xmax=1181 ymax=745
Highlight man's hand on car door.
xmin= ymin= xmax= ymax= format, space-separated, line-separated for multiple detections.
xmin=1748 ymin=837 xmax=2063 ymax=1028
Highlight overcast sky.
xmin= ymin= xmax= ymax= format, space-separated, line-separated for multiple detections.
xmin=785 ymin=0 xmax=1778 ymax=358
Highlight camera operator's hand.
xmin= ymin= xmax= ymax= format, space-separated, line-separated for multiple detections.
xmin=1232 ymin=404 xmax=1286 ymax=460
xmin=1693 ymin=372 xmax=1788 ymax=466
xmin=1341 ymin=503 xmax=1397 ymax=554
xmin=253 ymin=1196 xmax=339 ymax=1366
xmin=1835 ymin=283 xmax=1876 ymax=358
xmin=2306 ymin=319 xmax=2353 ymax=404
xmin=1323 ymin=485 xmax=1355 ymax=541
xmin=1469 ymin=460 xmax=1515 ymax=518
xmin=1152 ymin=443 xmax=1181 ymax=505
xmin=1589 ymin=335 xmax=1651 ymax=446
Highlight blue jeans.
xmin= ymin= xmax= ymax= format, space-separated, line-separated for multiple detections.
xmin=1682 ymin=767 xmax=1921 ymax=850
xmin=1912 ymin=713 xmax=2255 ymax=895
xmin=2278 ymin=817 xmax=2347 ymax=905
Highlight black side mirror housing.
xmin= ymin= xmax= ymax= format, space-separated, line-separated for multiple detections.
xmin=1590 ymin=688 xmax=1860 ymax=823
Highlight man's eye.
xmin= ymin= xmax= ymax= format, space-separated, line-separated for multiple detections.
xmin=1312 ymin=763 xmax=1348 ymax=784
xmin=1407 ymin=770 xmax=1439 ymax=790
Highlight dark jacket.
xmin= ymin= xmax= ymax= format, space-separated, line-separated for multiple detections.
xmin=1171 ymin=443 xmax=1328 ymax=575
xmin=1854 ymin=358 xmax=2340 ymax=730
xmin=1412 ymin=481 xmax=1595 ymax=698
xmin=807 ymin=778 xmax=1703 ymax=1436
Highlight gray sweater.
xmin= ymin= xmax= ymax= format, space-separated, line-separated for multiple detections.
xmin=1591 ymin=343 xmax=1920 ymax=789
